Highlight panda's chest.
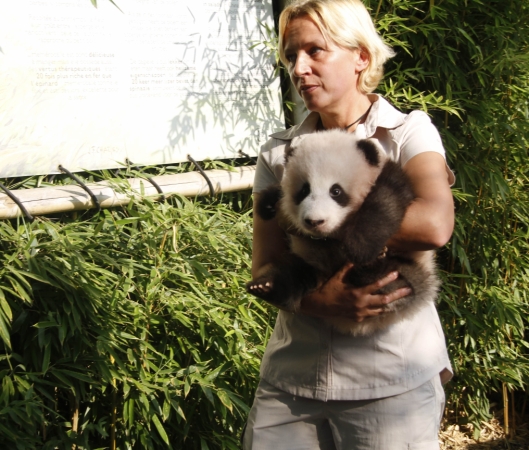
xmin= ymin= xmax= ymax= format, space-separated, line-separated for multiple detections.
xmin=289 ymin=235 xmax=346 ymax=276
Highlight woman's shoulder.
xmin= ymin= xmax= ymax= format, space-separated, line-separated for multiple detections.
xmin=254 ymin=137 xmax=290 ymax=193
xmin=369 ymin=94 xmax=434 ymax=132
xmin=268 ymin=112 xmax=321 ymax=142
xmin=394 ymin=108 xmax=442 ymax=142
xmin=370 ymin=95 xmax=441 ymax=142
xmin=403 ymin=109 xmax=436 ymax=126
xmin=258 ymin=136 xmax=288 ymax=165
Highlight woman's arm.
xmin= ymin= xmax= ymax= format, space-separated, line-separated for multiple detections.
xmin=387 ymin=152 xmax=454 ymax=251
xmin=250 ymin=198 xmax=289 ymax=280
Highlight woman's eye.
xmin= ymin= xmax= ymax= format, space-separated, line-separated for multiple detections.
xmin=309 ymin=47 xmax=322 ymax=56
xmin=286 ymin=54 xmax=296 ymax=64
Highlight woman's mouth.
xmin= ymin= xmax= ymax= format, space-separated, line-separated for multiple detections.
xmin=300 ymin=85 xmax=318 ymax=95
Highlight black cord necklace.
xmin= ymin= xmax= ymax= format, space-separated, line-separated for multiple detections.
xmin=318 ymin=103 xmax=373 ymax=131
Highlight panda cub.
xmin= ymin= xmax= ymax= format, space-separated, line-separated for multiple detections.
xmin=246 ymin=129 xmax=439 ymax=336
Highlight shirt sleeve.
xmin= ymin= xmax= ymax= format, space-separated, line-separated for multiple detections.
xmin=399 ymin=110 xmax=455 ymax=185
xmin=253 ymin=138 xmax=282 ymax=193
xmin=399 ymin=110 xmax=445 ymax=166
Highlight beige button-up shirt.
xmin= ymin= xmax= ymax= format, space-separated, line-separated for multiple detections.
xmin=253 ymin=94 xmax=453 ymax=401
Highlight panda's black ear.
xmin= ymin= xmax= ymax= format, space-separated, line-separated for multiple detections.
xmin=256 ymin=185 xmax=282 ymax=220
xmin=356 ymin=139 xmax=380 ymax=166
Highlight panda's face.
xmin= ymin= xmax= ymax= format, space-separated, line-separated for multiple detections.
xmin=281 ymin=130 xmax=384 ymax=238
xmin=289 ymin=177 xmax=353 ymax=236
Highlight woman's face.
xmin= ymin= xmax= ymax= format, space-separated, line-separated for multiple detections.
xmin=283 ymin=16 xmax=368 ymax=115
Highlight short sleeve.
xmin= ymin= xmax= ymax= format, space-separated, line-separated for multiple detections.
xmin=399 ymin=111 xmax=455 ymax=185
xmin=399 ymin=111 xmax=445 ymax=166
xmin=253 ymin=138 xmax=283 ymax=193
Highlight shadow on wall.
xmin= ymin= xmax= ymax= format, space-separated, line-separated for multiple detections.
xmin=164 ymin=0 xmax=284 ymax=161
xmin=0 ymin=0 xmax=284 ymax=178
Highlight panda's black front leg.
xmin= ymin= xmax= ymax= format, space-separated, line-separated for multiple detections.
xmin=246 ymin=254 xmax=319 ymax=311
xmin=340 ymin=161 xmax=414 ymax=265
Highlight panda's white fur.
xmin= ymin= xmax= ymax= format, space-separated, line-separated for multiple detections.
xmin=246 ymin=129 xmax=439 ymax=336
xmin=281 ymin=132 xmax=383 ymax=239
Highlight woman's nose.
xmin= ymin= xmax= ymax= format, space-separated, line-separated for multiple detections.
xmin=292 ymin=54 xmax=311 ymax=77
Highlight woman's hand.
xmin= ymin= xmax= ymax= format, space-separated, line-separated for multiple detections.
xmin=299 ymin=263 xmax=412 ymax=322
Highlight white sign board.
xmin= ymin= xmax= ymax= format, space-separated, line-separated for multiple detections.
xmin=0 ymin=0 xmax=283 ymax=177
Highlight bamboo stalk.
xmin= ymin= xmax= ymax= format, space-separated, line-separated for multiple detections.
xmin=69 ymin=391 xmax=79 ymax=450
xmin=522 ymin=391 xmax=527 ymax=422
xmin=42 ymin=413 xmax=47 ymax=442
xmin=503 ymin=383 xmax=509 ymax=438
xmin=0 ymin=166 xmax=256 ymax=219
xmin=374 ymin=0 xmax=383 ymax=20
xmin=109 ymin=355 xmax=117 ymax=450
xmin=110 ymin=385 xmax=117 ymax=450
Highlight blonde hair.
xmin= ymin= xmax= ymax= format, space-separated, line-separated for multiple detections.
xmin=278 ymin=0 xmax=395 ymax=93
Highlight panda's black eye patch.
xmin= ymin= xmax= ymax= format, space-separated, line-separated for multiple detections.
xmin=294 ymin=182 xmax=311 ymax=205
xmin=330 ymin=184 xmax=350 ymax=206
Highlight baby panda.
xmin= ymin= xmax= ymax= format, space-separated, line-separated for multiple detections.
xmin=246 ymin=129 xmax=439 ymax=336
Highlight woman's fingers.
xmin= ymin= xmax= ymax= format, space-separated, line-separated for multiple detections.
xmin=364 ymin=272 xmax=412 ymax=312
xmin=310 ymin=266 xmax=412 ymax=321
xmin=387 ymin=285 xmax=412 ymax=301
xmin=370 ymin=271 xmax=399 ymax=291
xmin=352 ymin=287 xmax=411 ymax=322
xmin=377 ymin=286 xmax=412 ymax=308
xmin=337 ymin=262 xmax=355 ymax=281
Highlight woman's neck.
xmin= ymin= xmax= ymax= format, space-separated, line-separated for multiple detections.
xmin=319 ymin=94 xmax=372 ymax=132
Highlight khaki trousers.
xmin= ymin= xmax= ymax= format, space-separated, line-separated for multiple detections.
xmin=243 ymin=376 xmax=445 ymax=450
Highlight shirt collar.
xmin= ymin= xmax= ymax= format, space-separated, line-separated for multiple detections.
xmin=270 ymin=94 xmax=406 ymax=141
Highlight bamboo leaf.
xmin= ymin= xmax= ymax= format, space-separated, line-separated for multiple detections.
xmin=0 ymin=289 xmax=12 ymax=321
xmin=55 ymin=369 xmax=94 ymax=383
xmin=183 ymin=378 xmax=191 ymax=398
xmin=151 ymin=414 xmax=170 ymax=445
xmin=200 ymin=385 xmax=215 ymax=406
xmin=162 ymin=399 xmax=171 ymax=421
xmin=170 ymin=399 xmax=186 ymax=421
xmin=41 ymin=342 xmax=51 ymax=374
xmin=200 ymin=437 xmax=210 ymax=450
xmin=0 ymin=311 xmax=11 ymax=349
xmin=216 ymin=390 xmax=233 ymax=413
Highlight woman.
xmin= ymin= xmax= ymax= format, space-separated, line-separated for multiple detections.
xmin=243 ymin=0 xmax=455 ymax=448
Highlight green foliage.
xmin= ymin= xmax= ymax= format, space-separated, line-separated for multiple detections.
xmin=0 ymin=194 xmax=269 ymax=449
xmin=364 ymin=0 xmax=529 ymax=431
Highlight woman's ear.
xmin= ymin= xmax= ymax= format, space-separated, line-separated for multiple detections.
xmin=355 ymin=48 xmax=370 ymax=73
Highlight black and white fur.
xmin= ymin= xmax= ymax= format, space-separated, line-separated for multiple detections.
xmin=246 ymin=129 xmax=439 ymax=336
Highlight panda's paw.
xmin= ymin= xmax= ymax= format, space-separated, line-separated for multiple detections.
xmin=246 ymin=278 xmax=276 ymax=298
xmin=246 ymin=280 xmax=303 ymax=312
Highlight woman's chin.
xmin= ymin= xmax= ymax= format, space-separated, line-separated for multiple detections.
xmin=301 ymin=96 xmax=333 ymax=115
xmin=302 ymin=99 xmax=323 ymax=113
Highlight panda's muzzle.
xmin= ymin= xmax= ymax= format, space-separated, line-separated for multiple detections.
xmin=304 ymin=218 xmax=325 ymax=229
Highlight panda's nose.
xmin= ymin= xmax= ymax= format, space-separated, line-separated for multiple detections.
xmin=305 ymin=219 xmax=325 ymax=228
